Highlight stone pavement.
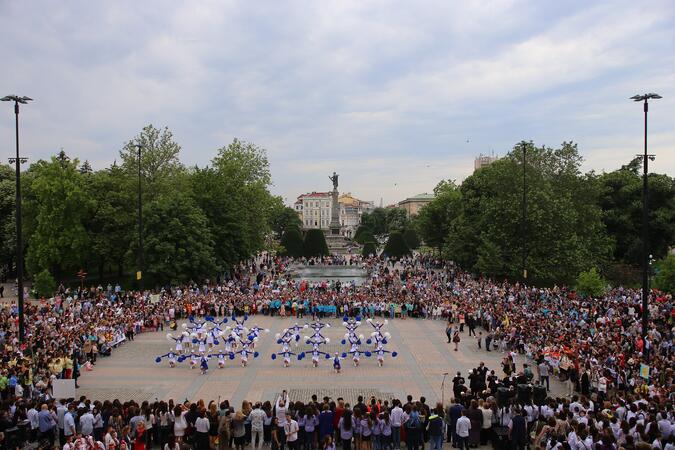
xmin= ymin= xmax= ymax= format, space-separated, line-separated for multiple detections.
xmin=78 ymin=316 xmax=565 ymax=406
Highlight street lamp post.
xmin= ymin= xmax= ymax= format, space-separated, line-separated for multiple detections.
xmin=1 ymin=95 xmax=33 ymax=342
xmin=630 ymin=93 xmax=661 ymax=338
xmin=135 ymin=144 xmax=144 ymax=291
xmin=521 ymin=142 xmax=528 ymax=281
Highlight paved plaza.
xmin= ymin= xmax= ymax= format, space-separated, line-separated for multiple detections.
xmin=78 ymin=316 xmax=564 ymax=406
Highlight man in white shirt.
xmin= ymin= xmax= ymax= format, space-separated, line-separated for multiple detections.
xmin=391 ymin=400 xmax=404 ymax=449
xmin=250 ymin=402 xmax=267 ymax=450
xmin=63 ymin=405 xmax=76 ymax=439
xmin=27 ymin=403 xmax=40 ymax=441
xmin=276 ymin=390 xmax=289 ymax=447
xmin=284 ymin=412 xmax=299 ymax=450
xmin=455 ymin=411 xmax=471 ymax=450
xmin=79 ymin=409 xmax=95 ymax=436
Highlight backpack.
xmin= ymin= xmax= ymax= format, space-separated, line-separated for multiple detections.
xmin=405 ymin=415 xmax=420 ymax=430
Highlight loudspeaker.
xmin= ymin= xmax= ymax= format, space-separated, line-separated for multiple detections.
xmin=517 ymin=384 xmax=532 ymax=404
xmin=496 ymin=386 xmax=511 ymax=408
xmin=533 ymin=385 xmax=547 ymax=406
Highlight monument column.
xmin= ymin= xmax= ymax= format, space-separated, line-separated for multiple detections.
xmin=328 ymin=172 xmax=341 ymax=235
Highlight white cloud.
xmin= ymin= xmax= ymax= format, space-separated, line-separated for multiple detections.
xmin=0 ymin=0 xmax=672 ymax=206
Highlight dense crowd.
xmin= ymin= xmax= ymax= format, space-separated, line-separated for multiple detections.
xmin=0 ymin=253 xmax=672 ymax=449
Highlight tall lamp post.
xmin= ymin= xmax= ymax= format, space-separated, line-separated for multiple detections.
xmin=630 ymin=93 xmax=661 ymax=338
xmin=135 ymin=144 xmax=144 ymax=292
xmin=1 ymin=95 xmax=33 ymax=342
xmin=521 ymin=142 xmax=528 ymax=281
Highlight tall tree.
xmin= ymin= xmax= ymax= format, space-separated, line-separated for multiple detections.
xmin=119 ymin=124 xmax=184 ymax=197
xmin=84 ymin=163 xmax=135 ymax=278
xmin=142 ymin=191 xmax=217 ymax=283
xmin=445 ymin=142 xmax=611 ymax=285
xmin=598 ymin=160 xmax=675 ymax=267
xmin=0 ymin=164 xmax=15 ymax=280
xmin=415 ymin=180 xmax=460 ymax=251
xmin=24 ymin=152 xmax=92 ymax=277
xmin=268 ymin=198 xmax=302 ymax=239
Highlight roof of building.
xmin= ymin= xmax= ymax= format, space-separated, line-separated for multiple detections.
xmin=297 ymin=191 xmax=331 ymax=199
xmin=398 ymin=193 xmax=435 ymax=204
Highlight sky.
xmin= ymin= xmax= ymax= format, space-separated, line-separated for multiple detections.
xmin=1 ymin=0 xmax=673 ymax=206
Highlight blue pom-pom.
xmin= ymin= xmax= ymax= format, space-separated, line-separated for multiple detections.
xmin=277 ymin=339 xmax=282 ymax=344
xmin=366 ymin=339 xmax=372 ymax=345
xmin=178 ymin=356 xmax=186 ymax=362
xmin=214 ymin=340 xmax=220 ymax=345
xmin=221 ymin=317 xmax=228 ymax=323
xmin=244 ymin=314 xmax=249 ymax=320
xmin=341 ymin=339 xmax=346 ymax=345
xmin=325 ymin=354 xmax=331 ymax=359
xmin=392 ymin=352 xmax=398 ymax=357
xmin=192 ymin=338 xmax=198 ymax=344
xmin=365 ymin=351 xmax=372 ymax=357
xmin=356 ymin=316 xmax=362 ymax=322
xmin=341 ymin=353 xmax=347 ymax=358
xmin=382 ymin=339 xmax=388 ymax=344
xmin=295 ymin=335 xmax=300 ymax=341
xmin=254 ymin=351 xmax=259 ymax=358
xmin=229 ymin=354 xmax=235 ymax=360
xmin=155 ymin=357 xmax=161 ymax=363
xmin=271 ymin=354 xmax=277 ymax=360
xmin=205 ymin=315 xmax=214 ymax=322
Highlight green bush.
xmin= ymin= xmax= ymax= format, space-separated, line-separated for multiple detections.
xmin=362 ymin=241 xmax=378 ymax=257
xmin=403 ymin=228 xmax=421 ymax=250
xmin=33 ymin=269 xmax=57 ymax=298
xmin=303 ymin=229 xmax=329 ymax=257
xmin=653 ymin=254 xmax=675 ymax=294
xmin=280 ymin=227 xmax=304 ymax=258
xmin=383 ymin=231 xmax=411 ymax=259
xmin=575 ymin=267 xmax=607 ymax=298
xmin=354 ymin=225 xmax=373 ymax=243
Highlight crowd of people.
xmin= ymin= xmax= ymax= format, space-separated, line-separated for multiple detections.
xmin=0 ymin=253 xmax=672 ymax=450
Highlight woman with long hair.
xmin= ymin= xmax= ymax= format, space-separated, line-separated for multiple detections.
xmin=338 ymin=410 xmax=354 ymax=450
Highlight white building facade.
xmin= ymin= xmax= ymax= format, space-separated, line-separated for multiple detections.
xmin=294 ymin=191 xmax=374 ymax=236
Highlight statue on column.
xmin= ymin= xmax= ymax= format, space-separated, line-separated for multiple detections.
xmin=329 ymin=172 xmax=339 ymax=191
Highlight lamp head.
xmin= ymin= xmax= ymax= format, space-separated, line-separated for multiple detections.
xmin=631 ymin=93 xmax=662 ymax=102
xmin=1 ymin=95 xmax=33 ymax=103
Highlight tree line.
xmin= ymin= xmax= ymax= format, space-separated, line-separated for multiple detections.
xmin=413 ymin=141 xmax=674 ymax=289
xmin=0 ymin=125 xmax=300 ymax=289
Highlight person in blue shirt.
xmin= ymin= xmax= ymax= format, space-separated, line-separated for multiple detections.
xmin=318 ymin=404 xmax=334 ymax=441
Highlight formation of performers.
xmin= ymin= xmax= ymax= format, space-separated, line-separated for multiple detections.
xmin=155 ymin=315 xmax=266 ymax=373
xmin=271 ymin=316 xmax=397 ymax=372
xmin=156 ymin=315 xmax=397 ymax=373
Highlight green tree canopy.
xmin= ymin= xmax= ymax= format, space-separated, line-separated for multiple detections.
xmin=280 ymin=227 xmax=304 ymax=258
xmin=403 ymin=228 xmax=420 ymax=250
xmin=269 ymin=198 xmax=302 ymax=239
xmin=383 ymin=231 xmax=411 ymax=259
xmin=575 ymin=267 xmax=607 ymax=298
xmin=303 ymin=229 xmax=329 ymax=257
xmin=444 ymin=141 xmax=611 ymax=285
xmin=0 ymin=164 xmax=15 ymax=279
xmin=598 ymin=159 xmax=675 ymax=267
xmin=141 ymin=191 xmax=218 ymax=283
xmin=653 ymin=255 xmax=675 ymax=294
xmin=415 ymin=180 xmax=460 ymax=251
xmin=24 ymin=151 xmax=92 ymax=277
xmin=362 ymin=241 xmax=378 ymax=257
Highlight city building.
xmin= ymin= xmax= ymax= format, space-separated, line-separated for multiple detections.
xmin=295 ymin=192 xmax=333 ymax=230
xmin=294 ymin=191 xmax=374 ymax=236
xmin=474 ymin=153 xmax=499 ymax=171
xmin=338 ymin=193 xmax=375 ymax=238
xmin=397 ymin=193 xmax=435 ymax=217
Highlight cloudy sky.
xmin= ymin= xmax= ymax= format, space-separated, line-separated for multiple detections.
xmin=1 ymin=0 xmax=673 ymax=205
